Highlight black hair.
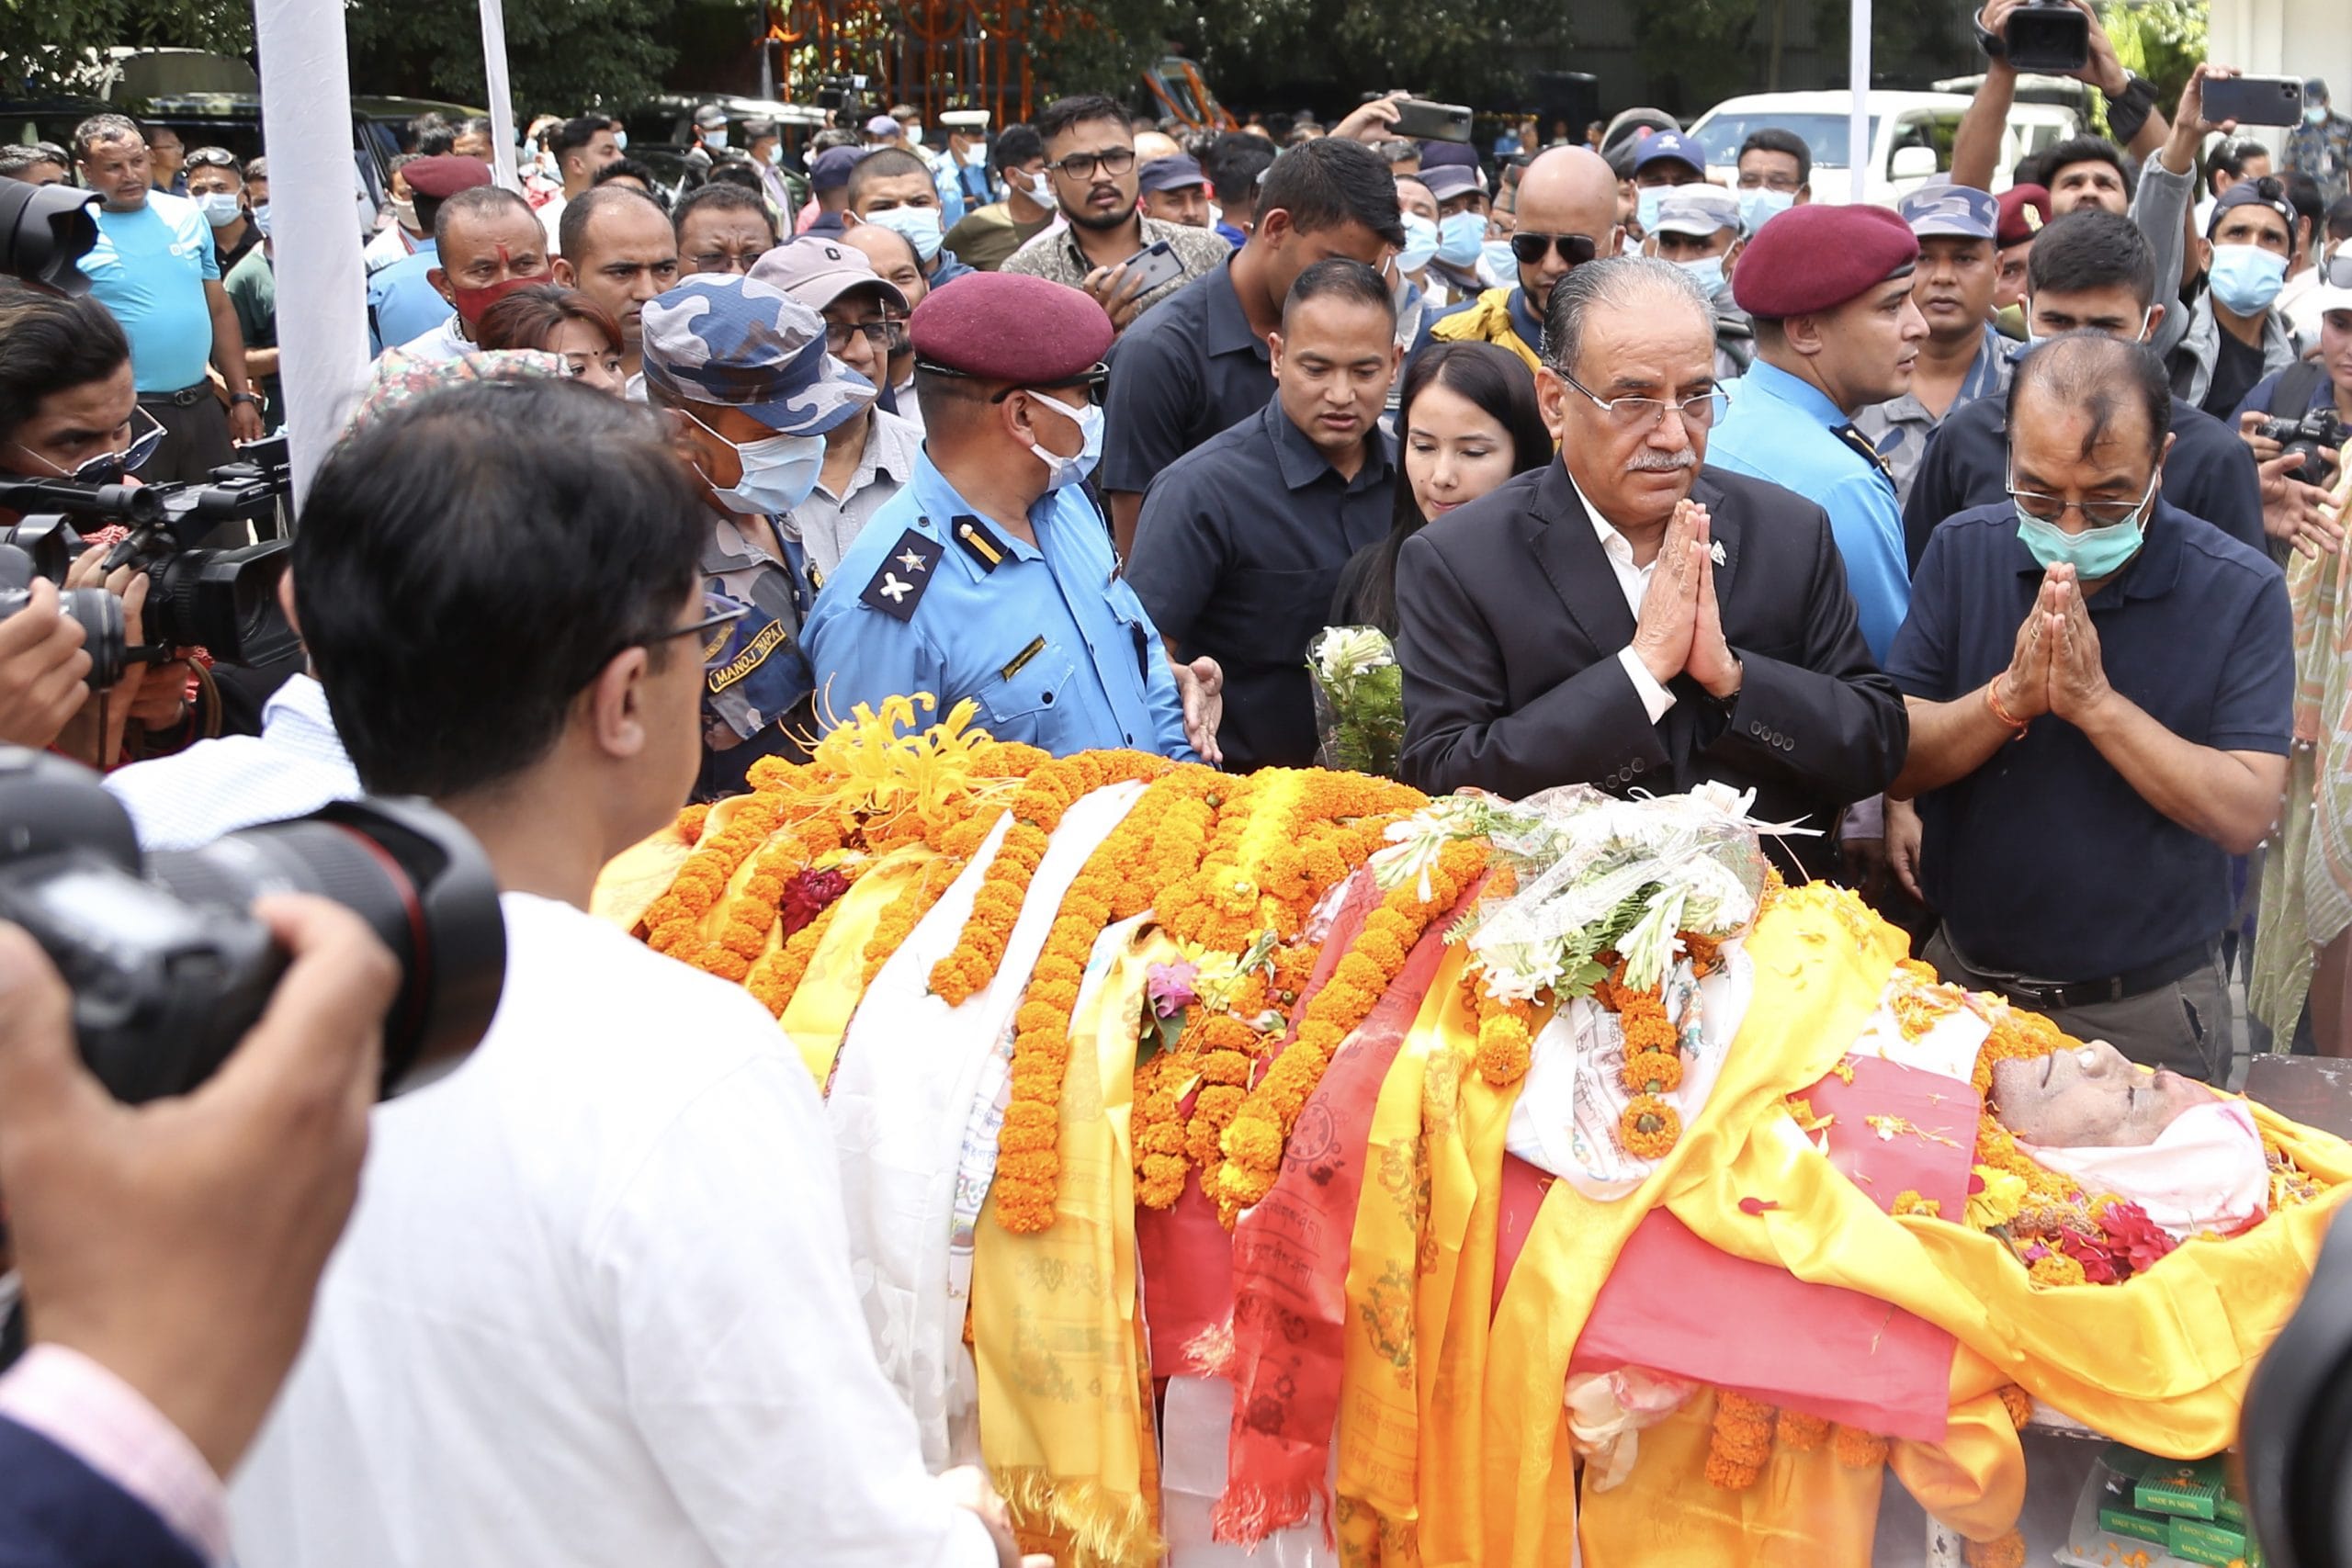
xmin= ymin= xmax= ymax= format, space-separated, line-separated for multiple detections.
xmin=845 ymin=146 xmax=933 ymax=207
xmin=409 ymin=112 xmax=456 ymax=156
xmin=1035 ymin=94 xmax=1129 ymax=150
xmin=456 ymin=116 xmax=493 ymax=143
xmin=1258 ymin=137 xmax=1405 ymax=249
xmin=2284 ymin=171 xmax=2325 ymax=257
xmin=707 ymin=160 xmax=764 ymax=197
xmin=0 ymin=283 xmax=131 ymax=453
xmin=2039 ymin=135 xmax=2135 ymax=200
xmin=673 ymin=180 xmax=777 ymax=240
xmin=558 ymin=185 xmax=671 ymax=264
xmin=594 ymin=156 xmax=663 ymax=200
xmin=0 ymin=142 xmax=69 ymax=179
xmin=2330 ymin=194 xmax=2352 ymax=243
xmin=70 ymin=113 xmax=142 ymax=163
xmin=2026 ymin=209 xmax=2156 ymax=305
xmin=2205 ymin=138 xmax=2262 ymax=193
xmin=2007 ymin=331 xmax=2170 ymax=462
xmin=991 ymin=123 xmax=1044 ymax=175
xmin=294 ymin=380 xmax=706 ymax=799
xmin=1204 ymin=131 xmax=1277 ymax=207
xmin=1283 ymin=256 xmax=1396 ymax=326
xmin=1353 ymin=342 xmax=1551 ymax=634
xmin=434 ymin=185 xmax=537 ymax=251
xmin=551 ymin=116 xmax=609 ymax=164
xmin=809 ymin=127 xmax=862 ymax=155
xmin=1737 ymin=128 xmax=1811 ymax=188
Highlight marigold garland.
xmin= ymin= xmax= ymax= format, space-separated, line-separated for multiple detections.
xmin=1996 ymin=1385 xmax=2034 ymax=1431
xmin=1706 ymin=1391 xmax=1775 ymax=1490
xmin=1831 ymin=1424 xmax=1887 ymax=1470
xmin=1133 ymin=1052 xmax=1191 ymax=1209
xmin=1620 ymin=1094 xmax=1680 ymax=1160
xmin=1963 ymin=1531 xmax=2026 ymax=1568
xmin=1775 ymin=1409 xmax=1829 ymax=1452
xmin=1620 ymin=1049 xmax=1681 ymax=1098
xmin=746 ymin=894 xmax=849 ymax=1018
xmin=1210 ymin=836 xmax=1487 ymax=1224
xmin=860 ymin=857 xmax=959 ymax=986
xmin=1474 ymin=985 xmax=1539 ymax=1088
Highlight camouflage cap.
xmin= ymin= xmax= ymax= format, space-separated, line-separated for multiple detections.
xmin=1896 ymin=183 xmax=1998 ymax=243
xmin=639 ymin=273 xmax=876 ymax=436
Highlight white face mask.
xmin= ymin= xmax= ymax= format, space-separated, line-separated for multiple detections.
xmin=614 ymin=129 xmax=628 ymax=152
xmin=904 ymin=124 xmax=924 ymax=147
xmin=197 ymin=190 xmax=243 ymax=227
xmin=1023 ymin=391 xmax=1103 ymax=491
xmin=1015 ymin=169 xmax=1052 ymax=206
xmin=962 ymin=142 xmax=989 ymax=170
xmin=703 ymin=129 xmax=728 ymax=152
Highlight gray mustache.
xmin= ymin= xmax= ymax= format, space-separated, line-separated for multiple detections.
xmin=1626 ymin=448 xmax=1698 ymax=473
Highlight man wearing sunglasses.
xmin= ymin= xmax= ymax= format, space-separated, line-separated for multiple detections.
xmin=1424 ymin=146 xmax=1620 ymax=373
xmin=807 ymin=271 xmax=1217 ymax=764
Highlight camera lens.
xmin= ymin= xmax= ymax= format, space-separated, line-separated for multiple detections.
xmin=0 ymin=544 xmax=127 ymax=688
xmin=142 ymin=539 xmax=298 ymax=666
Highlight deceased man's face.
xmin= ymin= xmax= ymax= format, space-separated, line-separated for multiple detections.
xmin=1989 ymin=1040 xmax=2212 ymax=1148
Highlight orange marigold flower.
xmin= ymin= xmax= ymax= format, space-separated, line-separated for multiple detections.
xmin=1831 ymin=1425 xmax=1887 ymax=1469
xmin=1776 ymin=1410 xmax=1829 ymax=1452
xmin=1997 ymin=1386 xmax=2034 ymax=1430
xmin=1963 ymin=1531 xmax=2025 ymax=1568
xmin=2028 ymin=1253 xmax=2086 ymax=1289
xmin=1621 ymin=1095 xmax=1680 ymax=1160
xmin=1620 ymin=1049 xmax=1681 ymax=1097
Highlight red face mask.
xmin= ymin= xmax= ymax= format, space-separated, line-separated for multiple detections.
xmin=450 ymin=272 xmax=553 ymax=326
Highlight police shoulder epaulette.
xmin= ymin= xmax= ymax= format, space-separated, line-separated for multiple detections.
xmin=859 ymin=526 xmax=944 ymax=622
xmin=949 ymin=513 xmax=1009 ymax=574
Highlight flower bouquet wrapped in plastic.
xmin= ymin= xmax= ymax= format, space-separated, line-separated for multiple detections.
xmin=1307 ymin=625 xmax=1405 ymax=778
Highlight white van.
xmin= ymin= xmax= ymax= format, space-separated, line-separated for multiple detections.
xmin=1683 ymin=89 xmax=2080 ymax=206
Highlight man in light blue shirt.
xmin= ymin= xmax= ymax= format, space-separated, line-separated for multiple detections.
xmin=365 ymin=154 xmax=491 ymax=355
xmin=72 ymin=113 xmax=263 ymax=483
xmin=1706 ymin=202 xmax=1928 ymax=664
xmin=805 ymin=271 xmax=1216 ymax=761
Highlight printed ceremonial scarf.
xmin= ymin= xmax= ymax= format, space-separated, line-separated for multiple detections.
xmin=782 ymin=845 xmax=939 ymax=1086
xmin=1204 ymin=873 xmax=1476 ymax=1546
xmin=975 ymin=916 xmax=1168 ymax=1567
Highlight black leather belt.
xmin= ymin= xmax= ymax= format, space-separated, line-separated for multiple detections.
xmin=137 ymin=384 xmax=210 ymax=408
xmin=1962 ymin=941 xmax=2213 ymax=1012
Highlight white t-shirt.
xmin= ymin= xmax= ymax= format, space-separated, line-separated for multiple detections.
xmin=229 ymin=893 xmax=996 ymax=1568
xmin=393 ymin=314 xmax=472 ymax=365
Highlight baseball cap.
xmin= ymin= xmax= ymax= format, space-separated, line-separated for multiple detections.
xmin=1138 ymin=154 xmax=1208 ymax=194
xmin=865 ymin=114 xmax=899 ymax=138
xmin=1634 ymin=130 xmax=1708 ymax=175
xmin=694 ymin=104 xmax=729 ymax=130
xmin=1896 ymin=183 xmax=1998 ymax=242
xmin=640 ymin=274 xmax=876 ymax=434
xmin=748 ymin=236 xmax=909 ymax=313
xmin=1652 ymin=186 xmax=1741 ymax=238
xmin=810 ymin=145 xmax=866 ymax=193
xmin=1420 ymin=164 xmax=1481 ymax=204
xmin=2211 ymin=179 xmax=2296 ymax=236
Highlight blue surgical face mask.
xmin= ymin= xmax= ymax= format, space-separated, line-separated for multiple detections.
xmin=866 ymin=204 xmax=944 ymax=264
xmin=1437 ymin=210 xmax=1486 ymax=268
xmin=250 ymin=202 xmax=271 ymax=239
xmin=2207 ymin=243 xmax=2289 ymax=316
xmin=1677 ymin=254 xmax=1727 ymax=300
xmin=2309 ymin=105 xmax=2330 ymax=127
xmin=1740 ymin=186 xmax=1794 ymax=236
xmin=2013 ymin=472 xmax=2157 ymax=579
xmin=690 ymin=412 xmax=826 ymax=515
xmin=614 ymin=129 xmax=628 ymax=152
xmin=1479 ymin=237 xmax=1517 ymax=282
xmin=197 ymin=190 xmax=243 ymax=227
xmin=1397 ymin=214 xmax=1440 ymax=275
xmin=1635 ymin=185 xmax=1667 ymax=235
xmin=703 ymin=129 xmax=729 ymax=152
xmin=1024 ymin=391 xmax=1103 ymax=491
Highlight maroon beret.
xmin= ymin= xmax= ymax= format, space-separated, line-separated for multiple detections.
xmin=1731 ymin=203 xmax=1920 ymax=321
xmin=909 ymin=272 xmax=1114 ymax=383
xmin=404 ymin=154 xmax=494 ymax=199
xmin=1996 ymin=183 xmax=2052 ymax=247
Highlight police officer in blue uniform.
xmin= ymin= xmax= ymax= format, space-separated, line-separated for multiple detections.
xmin=641 ymin=271 xmax=880 ymax=796
xmin=805 ymin=270 xmax=1219 ymax=761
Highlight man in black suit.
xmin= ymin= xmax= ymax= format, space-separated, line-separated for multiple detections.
xmin=1396 ymin=255 xmax=1907 ymax=876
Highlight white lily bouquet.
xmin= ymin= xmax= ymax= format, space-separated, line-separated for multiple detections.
xmin=1306 ymin=625 xmax=1405 ymax=778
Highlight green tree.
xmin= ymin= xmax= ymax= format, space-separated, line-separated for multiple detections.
xmin=344 ymin=0 xmax=684 ymax=111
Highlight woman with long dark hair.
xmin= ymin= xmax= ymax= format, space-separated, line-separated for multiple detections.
xmin=474 ymin=285 xmax=628 ymax=395
xmin=1331 ymin=341 xmax=1554 ymax=634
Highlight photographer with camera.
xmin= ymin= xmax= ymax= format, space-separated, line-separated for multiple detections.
xmin=225 ymin=378 xmax=1035 ymax=1568
xmin=0 ymin=897 xmax=397 ymax=1568
xmin=0 ymin=286 xmax=200 ymax=765
xmin=2234 ymin=253 xmax=2352 ymax=546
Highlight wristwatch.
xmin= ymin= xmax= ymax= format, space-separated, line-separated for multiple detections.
xmin=230 ymin=391 xmax=259 ymax=407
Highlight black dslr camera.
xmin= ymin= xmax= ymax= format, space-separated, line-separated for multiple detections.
xmin=2001 ymin=1 xmax=2091 ymax=73
xmin=0 ymin=747 xmax=506 ymax=1103
xmin=0 ymin=435 xmax=300 ymax=675
xmin=2255 ymin=406 xmax=2347 ymax=486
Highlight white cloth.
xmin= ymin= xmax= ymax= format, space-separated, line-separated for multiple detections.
xmin=1565 ymin=470 xmax=1677 ymax=725
xmin=362 ymin=223 xmax=423 ymax=275
xmin=537 ymin=193 xmax=568 ymax=254
xmin=827 ymin=782 xmax=1147 ymax=1469
xmin=2025 ymin=1098 xmax=2270 ymax=1239
xmin=393 ymin=314 xmax=471 ymax=365
xmin=889 ymin=372 xmax=925 ymax=432
xmin=229 ymin=892 xmax=996 ymax=1568
xmin=103 ymin=674 xmax=360 ymax=850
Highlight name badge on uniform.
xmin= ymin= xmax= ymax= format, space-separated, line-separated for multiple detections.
xmin=860 ymin=528 xmax=944 ymax=622
xmin=1001 ymin=636 xmax=1048 ymax=682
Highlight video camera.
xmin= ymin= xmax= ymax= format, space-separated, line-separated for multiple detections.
xmin=0 ymin=435 xmax=300 ymax=676
xmin=0 ymin=175 xmax=99 ymax=294
xmin=2001 ymin=0 xmax=2092 ymax=73
xmin=814 ymin=73 xmax=871 ymax=111
xmin=0 ymin=746 xmax=505 ymax=1104
xmin=2255 ymin=406 xmax=2347 ymax=486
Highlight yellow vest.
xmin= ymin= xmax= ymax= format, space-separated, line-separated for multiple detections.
xmin=1428 ymin=286 xmax=1542 ymax=372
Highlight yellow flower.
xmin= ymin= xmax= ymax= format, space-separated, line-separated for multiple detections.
xmin=1965 ymin=1165 xmax=2028 ymax=1231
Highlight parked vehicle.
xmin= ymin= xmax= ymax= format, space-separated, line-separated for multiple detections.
xmin=1685 ymin=89 xmax=2079 ymax=205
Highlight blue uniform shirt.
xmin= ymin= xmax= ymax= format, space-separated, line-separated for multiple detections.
xmin=1886 ymin=500 xmax=2290 ymax=979
xmin=368 ymin=251 xmax=455 ymax=357
xmin=804 ymin=453 xmax=1197 ymax=761
xmin=1707 ymin=359 xmax=1912 ymax=662
xmin=79 ymin=192 xmax=218 ymax=392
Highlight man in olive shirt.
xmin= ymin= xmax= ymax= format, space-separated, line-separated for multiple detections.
xmin=940 ymin=125 xmax=1054 ymax=272
xmin=1129 ymin=260 xmax=1399 ymax=771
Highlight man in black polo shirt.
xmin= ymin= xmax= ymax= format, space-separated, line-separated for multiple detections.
xmin=1100 ymin=138 xmax=1403 ymax=558
xmin=1127 ymin=259 xmax=1397 ymax=772
xmin=1904 ymin=210 xmax=2267 ymax=568
xmin=1887 ymin=333 xmax=2290 ymax=1080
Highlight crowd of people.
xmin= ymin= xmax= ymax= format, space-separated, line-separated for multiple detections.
xmin=3 ymin=0 xmax=2352 ymax=1561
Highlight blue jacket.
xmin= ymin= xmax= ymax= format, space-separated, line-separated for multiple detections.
xmin=0 ymin=1416 xmax=205 ymax=1568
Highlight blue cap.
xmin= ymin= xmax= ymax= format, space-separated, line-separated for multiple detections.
xmin=1138 ymin=154 xmax=1207 ymax=194
xmin=1420 ymin=164 xmax=1481 ymax=203
xmin=639 ymin=274 xmax=875 ymax=435
xmin=810 ymin=145 xmax=865 ymax=193
xmin=1634 ymin=130 xmax=1708 ymax=175
xmin=1896 ymin=182 xmax=1998 ymax=241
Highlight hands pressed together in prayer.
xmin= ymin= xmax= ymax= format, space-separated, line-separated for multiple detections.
xmin=1629 ymin=499 xmax=1743 ymax=701
xmin=1996 ymin=564 xmax=2113 ymax=728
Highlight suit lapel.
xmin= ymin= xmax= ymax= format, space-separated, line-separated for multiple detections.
xmin=1692 ymin=468 xmax=1740 ymax=610
xmin=1527 ymin=463 xmax=1639 ymax=655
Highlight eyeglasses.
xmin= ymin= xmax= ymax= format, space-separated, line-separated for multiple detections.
xmin=1046 ymin=147 xmax=1136 ymax=181
xmin=1509 ymin=231 xmax=1600 ymax=268
xmin=824 ymin=318 xmax=900 ymax=354
xmin=1736 ymin=172 xmax=1803 ymax=192
xmin=12 ymin=404 xmax=166 ymax=484
xmin=687 ymin=252 xmax=762 ymax=276
xmin=2007 ymin=471 xmax=2158 ymax=530
xmin=1555 ymin=368 xmax=1725 ymax=432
